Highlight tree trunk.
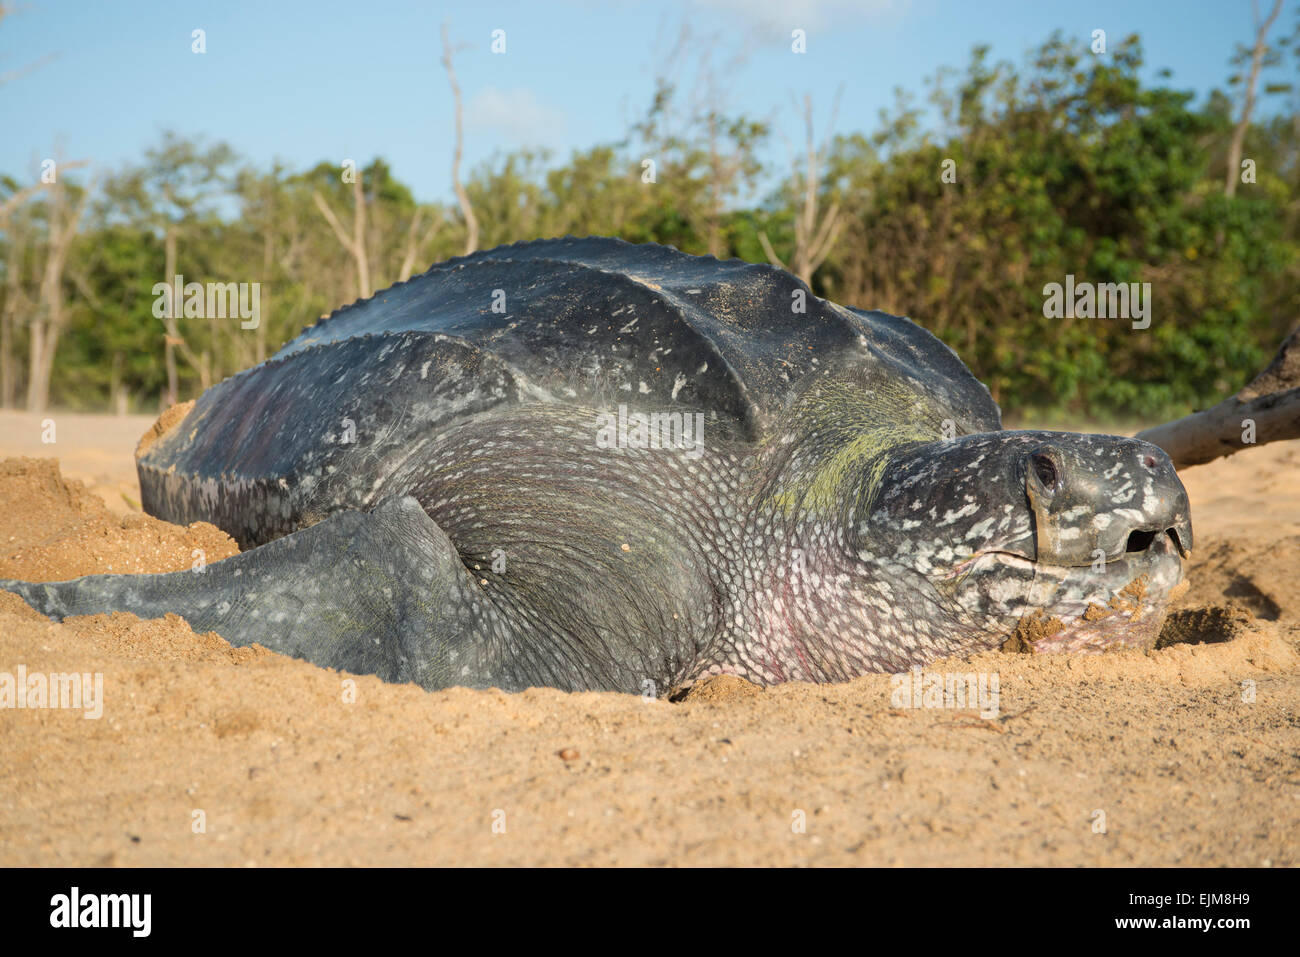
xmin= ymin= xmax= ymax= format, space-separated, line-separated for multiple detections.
xmin=33 ymin=307 xmax=62 ymax=411
xmin=351 ymin=172 xmax=370 ymax=299
xmin=26 ymin=176 xmax=89 ymax=412
xmin=312 ymin=186 xmax=371 ymax=302
xmin=442 ymin=22 xmax=478 ymax=256
xmin=398 ymin=207 xmax=440 ymax=282
xmin=1225 ymin=0 xmax=1284 ymax=198
xmin=0 ymin=246 xmax=18 ymax=408
xmin=758 ymin=92 xmax=843 ymax=287
xmin=163 ymin=229 xmax=179 ymax=405
xmin=24 ymin=318 xmax=44 ymax=411
xmin=1 ymin=310 xmax=10 ymax=408
xmin=257 ymin=219 xmax=272 ymax=363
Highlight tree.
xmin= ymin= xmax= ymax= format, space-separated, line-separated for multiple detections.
xmin=101 ymin=132 xmax=237 ymax=403
xmin=0 ymin=176 xmax=40 ymax=407
xmin=1225 ymin=0 xmax=1287 ymax=197
xmin=0 ymin=22 xmax=1293 ymax=437
xmin=758 ymin=91 xmax=845 ymax=286
xmin=313 ymin=164 xmax=372 ymax=300
xmin=398 ymin=206 xmax=442 ymax=281
xmin=630 ymin=22 xmax=768 ymax=258
xmin=25 ymin=160 xmax=92 ymax=411
xmin=442 ymin=22 xmax=478 ymax=256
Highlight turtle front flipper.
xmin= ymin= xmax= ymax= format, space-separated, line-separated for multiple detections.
xmin=0 ymin=496 xmax=490 ymax=691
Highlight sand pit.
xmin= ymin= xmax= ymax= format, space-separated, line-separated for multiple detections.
xmin=0 ymin=410 xmax=1296 ymax=866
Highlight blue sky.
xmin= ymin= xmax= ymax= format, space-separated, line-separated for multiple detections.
xmin=1 ymin=0 xmax=1292 ymax=204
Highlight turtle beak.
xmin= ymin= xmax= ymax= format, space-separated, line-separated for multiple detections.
xmin=1026 ymin=440 xmax=1192 ymax=566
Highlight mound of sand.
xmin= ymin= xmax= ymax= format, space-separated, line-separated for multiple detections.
xmin=0 ymin=412 xmax=1296 ymax=866
xmin=0 ymin=457 xmax=238 ymax=581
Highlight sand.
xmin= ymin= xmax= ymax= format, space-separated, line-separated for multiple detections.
xmin=0 ymin=410 xmax=1296 ymax=867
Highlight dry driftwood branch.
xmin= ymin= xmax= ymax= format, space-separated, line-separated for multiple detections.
xmin=1136 ymin=325 xmax=1300 ymax=469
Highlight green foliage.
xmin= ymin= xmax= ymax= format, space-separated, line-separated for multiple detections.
xmin=815 ymin=32 xmax=1296 ymax=418
xmin=1 ymin=29 xmax=1295 ymax=421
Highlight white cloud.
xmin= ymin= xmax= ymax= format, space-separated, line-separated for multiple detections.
xmin=694 ymin=0 xmax=909 ymax=32
xmin=466 ymin=87 xmax=567 ymax=145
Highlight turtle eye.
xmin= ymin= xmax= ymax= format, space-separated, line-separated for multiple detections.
xmin=1031 ymin=452 xmax=1058 ymax=491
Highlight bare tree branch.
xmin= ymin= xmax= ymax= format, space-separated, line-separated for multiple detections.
xmin=442 ymin=21 xmax=478 ymax=255
xmin=768 ymin=88 xmax=845 ymax=286
xmin=0 ymin=182 xmax=42 ymax=222
xmin=756 ymin=230 xmax=788 ymax=271
xmin=0 ymin=3 xmax=59 ymax=87
xmin=0 ymin=50 xmax=57 ymax=86
xmin=350 ymin=173 xmax=370 ymax=297
xmin=312 ymin=181 xmax=371 ymax=300
xmin=1225 ymin=0 xmax=1284 ymax=197
xmin=26 ymin=169 xmax=94 ymax=411
xmin=312 ymin=190 xmax=352 ymax=249
xmin=805 ymin=199 xmax=843 ymax=275
xmin=398 ymin=206 xmax=442 ymax=282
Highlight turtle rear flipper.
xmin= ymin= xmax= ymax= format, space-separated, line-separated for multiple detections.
xmin=0 ymin=496 xmax=488 ymax=690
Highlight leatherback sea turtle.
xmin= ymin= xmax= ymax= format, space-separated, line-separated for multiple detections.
xmin=2 ymin=237 xmax=1192 ymax=693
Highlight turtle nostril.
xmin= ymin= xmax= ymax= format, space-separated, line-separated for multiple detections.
xmin=1125 ymin=529 xmax=1157 ymax=553
xmin=1143 ymin=454 xmax=1157 ymax=469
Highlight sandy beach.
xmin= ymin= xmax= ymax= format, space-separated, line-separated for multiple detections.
xmin=0 ymin=410 xmax=1296 ymax=866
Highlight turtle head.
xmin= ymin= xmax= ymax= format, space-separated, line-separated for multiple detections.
xmin=862 ymin=430 xmax=1192 ymax=654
